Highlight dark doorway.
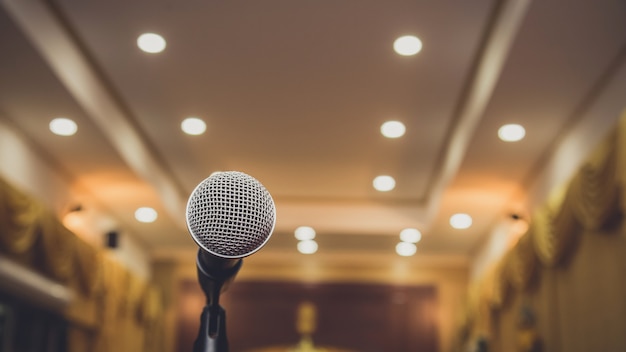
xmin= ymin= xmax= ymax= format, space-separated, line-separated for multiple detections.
xmin=0 ymin=292 xmax=68 ymax=352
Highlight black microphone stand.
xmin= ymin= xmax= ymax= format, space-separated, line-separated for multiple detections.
xmin=193 ymin=250 xmax=242 ymax=352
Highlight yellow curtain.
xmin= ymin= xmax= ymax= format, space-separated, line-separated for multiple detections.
xmin=458 ymin=111 xmax=626 ymax=351
xmin=0 ymin=178 xmax=165 ymax=352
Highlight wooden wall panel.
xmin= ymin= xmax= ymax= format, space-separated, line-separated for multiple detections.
xmin=177 ymin=280 xmax=439 ymax=352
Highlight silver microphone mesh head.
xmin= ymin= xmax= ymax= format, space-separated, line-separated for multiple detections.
xmin=186 ymin=171 xmax=276 ymax=258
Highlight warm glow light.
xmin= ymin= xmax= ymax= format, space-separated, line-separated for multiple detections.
xmin=498 ymin=124 xmax=526 ymax=142
xmin=62 ymin=212 xmax=84 ymax=233
xmin=373 ymin=175 xmax=396 ymax=192
xmin=450 ymin=213 xmax=472 ymax=229
xmin=137 ymin=33 xmax=166 ymax=53
xmin=511 ymin=218 xmax=529 ymax=236
xmin=181 ymin=117 xmax=207 ymax=135
xmin=400 ymin=228 xmax=422 ymax=243
xmin=396 ymin=242 xmax=417 ymax=256
xmin=135 ymin=207 xmax=158 ymax=223
xmin=381 ymin=121 xmax=406 ymax=138
xmin=393 ymin=35 xmax=423 ymax=56
xmin=297 ymin=240 xmax=318 ymax=254
xmin=295 ymin=226 xmax=316 ymax=241
xmin=49 ymin=118 xmax=77 ymax=136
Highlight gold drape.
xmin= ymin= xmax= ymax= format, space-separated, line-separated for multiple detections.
xmin=531 ymin=184 xmax=582 ymax=267
xmin=0 ymin=178 xmax=42 ymax=263
xmin=568 ymin=130 xmax=622 ymax=231
xmin=503 ymin=232 xmax=536 ymax=292
xmin=38 ymin=210 xmax=76 ymax=282
xmin=485 ymin=261 xmax=509 ymax=311
xmin=457 ymin=111 xmax=626 ymax=351
xmin=0 ymin=178 xmax=164 ymax=352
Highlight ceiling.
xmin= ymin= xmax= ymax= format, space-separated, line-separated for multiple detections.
xmin=1 ymin=0 xmax=625 ymax=271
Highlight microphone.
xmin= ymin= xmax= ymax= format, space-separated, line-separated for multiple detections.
xmin=186 ymin=171 xmax=276 ymax=352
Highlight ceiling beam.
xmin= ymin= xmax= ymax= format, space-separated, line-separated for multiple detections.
xmin=423 ymin=0 xmax=533 ymax=223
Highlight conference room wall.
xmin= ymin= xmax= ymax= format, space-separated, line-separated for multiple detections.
xmin=152 ymin=256 xmax=469 ymax=352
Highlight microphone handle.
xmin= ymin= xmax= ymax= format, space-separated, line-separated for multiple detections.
xmin=196 ymin=250 xmax=242 ymax=306
xmin=193 ymin=250 xmax=242 ymax=352
xmin=193 ymin=305 xmax=229 ymax=352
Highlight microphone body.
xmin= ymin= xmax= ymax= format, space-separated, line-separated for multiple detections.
xmin=193 ymin=251 xmax=241 ymax=352
xmin=196 ymin=250 xmax=241 ymax=306
xmin=186 ymin=171 xmax=276 ymax=352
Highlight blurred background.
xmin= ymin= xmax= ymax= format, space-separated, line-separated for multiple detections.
xmin=1 ymin=0 xmax=626 ymax=351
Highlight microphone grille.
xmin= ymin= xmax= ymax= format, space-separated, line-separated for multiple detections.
xmin=186 ymin=171 xmax=276 ymax=258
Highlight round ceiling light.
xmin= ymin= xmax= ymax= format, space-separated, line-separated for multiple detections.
xmin=137 ymin=33 xmax=166 ymax=53
xmin=181 ymin=117 xmax=207 ymax=135
xmin=373 ymin=175 xmax=396 ymax=192
xmin=49 ymin=117 xmax=77 ymax=136
xmin=498 ymin=124 xmax=526 ymax=142
xmin=381 ymin=120 xmax=406 ymax=138
xmin=400 ymin=228 xmax=422 ymax=243
xmin=294 ymin=226 xmax=316 ymax=241
xmin=297 ymin=239 xmax=318 ymax=254
xmin=393 ymin=35 xmax=423 ymax=56
xmin=450 ymin=213 xmax=472 ymax=229
xmin=135 ymin=207 xmax=158 ymax=223
xmin=396 ymin=242 xmax=417 ymax=256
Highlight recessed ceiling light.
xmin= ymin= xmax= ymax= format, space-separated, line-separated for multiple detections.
xmin=295 ymin=226 xmax=316 ymax=241
xmin=450 ymin=213 xmax=472 ymax=229
xmin=135 ymin=207 xmax=158 ymax=223
xmin=49 ymin=118 xmax=77 ymax=136
xmin=498 ymin=124 xmax=526 ymax=142
xmin=373 ymin=175 xmax=396 ymax=192
xmin=393 ymin=35 xmax=422 ymax=56
xmin=396 ymin=242 xmax=417 ymax=256
xmin=297 ymin=239 xmax=318 ymax=254
xmin=400 ymin=228 xmax=422 ymax=243
xmin=181 ymin=117 xmax=207 ymax=135
xmin=381 ymin=121 xmax=406 ymax=138
xmin=137 ymin=33 xmax=166 ymax=53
